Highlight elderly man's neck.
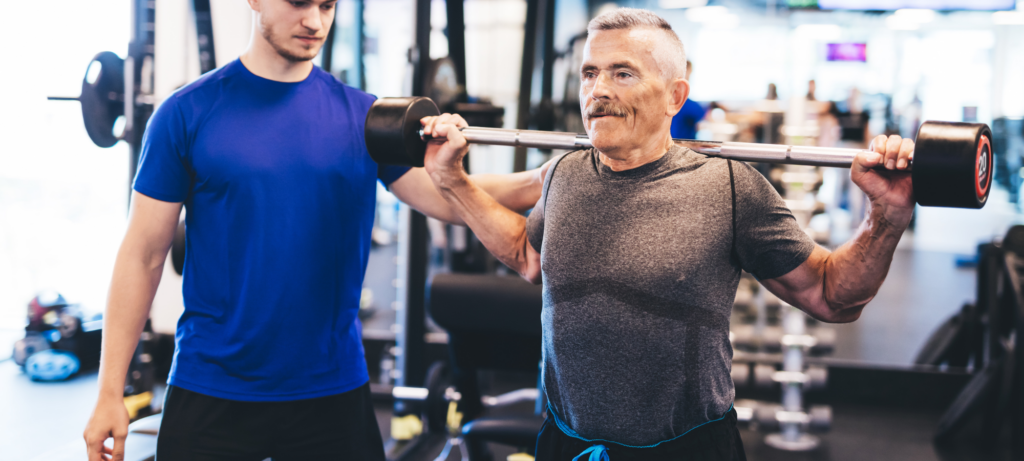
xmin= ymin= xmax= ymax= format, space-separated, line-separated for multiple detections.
xmin=597 ymin=136 xmax=677 ymax=172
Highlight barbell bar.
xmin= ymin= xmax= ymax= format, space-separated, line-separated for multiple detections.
xmin=365 ymin=97 xmax=993 ymax=209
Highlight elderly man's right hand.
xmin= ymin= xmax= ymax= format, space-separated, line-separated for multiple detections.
xmin=421 ymin=113 xmax=471 ymax=188
xmin=84 ymin=395 xmax=130 ymax=461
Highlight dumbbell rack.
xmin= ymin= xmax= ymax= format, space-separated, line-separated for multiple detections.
xmin=762 ymin=303 xmax=829 ymax=451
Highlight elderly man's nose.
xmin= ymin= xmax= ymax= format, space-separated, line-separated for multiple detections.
xmin=590 ymin=73 xmax=613 ymax=99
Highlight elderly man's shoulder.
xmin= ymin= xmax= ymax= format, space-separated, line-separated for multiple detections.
xmin=683 ymin=150 xmax=763 ymax=175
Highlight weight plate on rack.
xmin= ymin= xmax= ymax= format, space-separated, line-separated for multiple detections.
xmin=79 ymin=51 xmax=125 ymax=148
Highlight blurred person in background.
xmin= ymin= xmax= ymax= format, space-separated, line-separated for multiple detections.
xmin=832 ymin=88 xmax=871 ymax=148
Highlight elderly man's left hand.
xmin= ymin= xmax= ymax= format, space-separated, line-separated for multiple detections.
xmin=851 ymin=134 xmax=916 ymax=225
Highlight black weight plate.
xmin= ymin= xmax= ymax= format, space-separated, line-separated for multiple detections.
xmin=423 ymin=360 xmax=450 ymax=433
xmin=914 ymin=309 xmax=965 ymax=366
xmin=364 ymin=97 xmax=440 ymax=167
xmin=934 ymin=359 xmax=1002 ymax=442
xmin=79 ymin=51 xmax=125 ymax=148
xmin=913 ymin=121 xmax=993 ymax=209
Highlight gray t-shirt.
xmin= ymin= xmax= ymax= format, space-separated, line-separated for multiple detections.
xmin=526 ymin=146 xmax=815 ymax=446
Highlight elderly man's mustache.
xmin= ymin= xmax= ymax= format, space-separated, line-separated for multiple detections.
xmin=584 ymin=101 xmax=628 ymax=119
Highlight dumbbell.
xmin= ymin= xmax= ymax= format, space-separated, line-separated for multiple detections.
xmin=752 ymin=403 xmax=832 ymax=434
xmin=731 ymin=324 xmax=835 ymax=354
xmin=365 ymin=97 xmax=993 ymax=209
xmin=750 ymin=364 xmax=828 ymax=391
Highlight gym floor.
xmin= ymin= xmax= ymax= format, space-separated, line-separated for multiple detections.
xmin=0 ymin=245 xmax=988 ymax=460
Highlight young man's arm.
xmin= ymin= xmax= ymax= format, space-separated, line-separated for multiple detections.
xmin=387 ymin=113 xmax=553 ymax=225
xmin=83 ymin=192 xmax=182 ymax=461
xmin=388 ymin=166 xmax=549 ymax=225
xmin=412 ymin=113 xmax=543 ymax=283
xmin=761 ymin=134 xmax=915 ymax=323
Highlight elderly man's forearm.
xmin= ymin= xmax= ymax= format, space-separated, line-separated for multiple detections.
xmin=435 ymin=174 xmax=535 ymax=276
xmin=822 ymin=205 xmax=909 ymax=315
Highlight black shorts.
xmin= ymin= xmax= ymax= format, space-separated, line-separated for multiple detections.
xmin=156 ymin=383 xmax=385 ymax=461
xmin=535 ymin=408 xmax=746 ymax=461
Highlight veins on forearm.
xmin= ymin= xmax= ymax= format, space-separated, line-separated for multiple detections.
xmin=824 ymin=207 xmax=905 ymax=312
xmin=434 ymin=176 xmax=531 ymax=272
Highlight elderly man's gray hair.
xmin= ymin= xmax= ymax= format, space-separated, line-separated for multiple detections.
xmin=587 ymin=8 xmax=687 ymax=81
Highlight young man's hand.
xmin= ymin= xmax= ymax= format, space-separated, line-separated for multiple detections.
xmin=84 ymin=394 xmax=130 ymax=461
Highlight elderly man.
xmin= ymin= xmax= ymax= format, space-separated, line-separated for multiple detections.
xmin=422 ymin=8 xmax=913 ymax=461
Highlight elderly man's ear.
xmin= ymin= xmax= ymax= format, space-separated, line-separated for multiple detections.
xmin=668 ymin=78 xmax=690 ymax=117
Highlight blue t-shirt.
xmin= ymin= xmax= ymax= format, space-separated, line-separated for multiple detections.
xmin=670 ymin=99 xmax=705 ymax=140
xmin=133 ymin=59 xmax=409 ymax=401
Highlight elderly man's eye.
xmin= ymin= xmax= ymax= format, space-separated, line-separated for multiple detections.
xmin=618 ymin=72 xmax=632 ymax=78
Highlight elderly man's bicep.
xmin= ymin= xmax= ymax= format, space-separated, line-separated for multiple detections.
xmin=731 ymin=162 xmax=816 ymax=280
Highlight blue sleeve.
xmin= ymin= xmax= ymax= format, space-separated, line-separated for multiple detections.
xmin=359 ymin=90 xmax=410 ymax=187
xmin=132 ymin=95 xmax=193 ymax=203
xmin=377 ymin=164 xmax=410 ymax=187
xmin=685 ymin=100 xmax=705 ymax=121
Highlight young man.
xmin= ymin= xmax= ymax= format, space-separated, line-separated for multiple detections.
xmin=422 ymin=8 xmax=914 ymax=461
xmin=83 ymin=1 xmax=545 ymax=459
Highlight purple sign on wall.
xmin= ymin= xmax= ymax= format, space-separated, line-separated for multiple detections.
xmin=827 ymin=43 xmax=867 ymax=62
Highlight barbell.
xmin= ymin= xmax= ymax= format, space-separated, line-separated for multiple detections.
xmin=365 ymin=97 xmax=993 ymax=209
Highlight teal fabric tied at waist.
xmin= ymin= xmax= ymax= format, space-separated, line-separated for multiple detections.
xmin=548 ymin=403 xmax=735 ymax=460
xmin=573 ymin=444 xmax=609 ymax=461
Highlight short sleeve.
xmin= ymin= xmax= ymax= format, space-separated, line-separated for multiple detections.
xmin=731 ymin=161 xmax=816 ymax=280
xmin=132 ymin=95 xmax=193 ymax=203
xmin=377 ymin=164 xmax=410 ymax=187
xmin=526 ymin=154 xmax=567 ymax=253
